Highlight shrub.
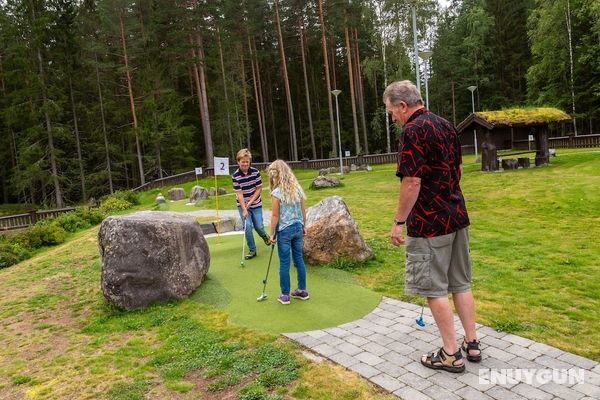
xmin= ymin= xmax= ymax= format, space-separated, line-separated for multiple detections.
xmin=100 ymin=196 xmax=132 ymax=214
xmin=54 ymin=212 xmax=90 ymax=233
xmin=0 ymin=242 xmax=31 ymax=269
xmin=75 ymin=208 xmax=105 ymax=225
xmin=21 ymin=220 xmax=67 ymax=249
xmin=111 ymin=190 xmax=140 ymax=206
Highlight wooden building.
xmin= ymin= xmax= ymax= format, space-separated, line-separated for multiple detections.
xmin=456 ymin=107 xmax=571 ymax=168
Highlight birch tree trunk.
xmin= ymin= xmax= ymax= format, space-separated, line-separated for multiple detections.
xmin=318 ymin=0 xmax=337 ymax=156
xmin=94 ymin=53 xmax=113 ymax=194
xmin=353 ymin=28 xmax=368 ymax=154
xmin=68 ymin=75 xmax=86 ymax=201
xmin=565 ymin=0 xmax=577 ymax=135
xmin=248 ymin=36 xmax=268 ymax=161
xmin=254 ymin=39 xmax=269 ymax=161
xmin=196 ymin=31 xmax=214 ymax=166
xmin=119 ymin=10 xmax=145 ymax=185
xmin=274 ymin=0 xmax=297 ymax=160
xmin=240 ymin=50 xmax=251 ymax=149
xmin=344 ymin=25 xmax=360 ymax=155
xmin=34 ymin=34 xmax=63 ymax=206
xmin=299 ymin=18 xmax=316 ymax=159
xmin=217 ymin=28 xmax=234 ymax=158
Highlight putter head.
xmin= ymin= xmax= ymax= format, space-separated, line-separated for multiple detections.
xmin=256 ymin=293 xmax=268 ymax=301
xmin=415 ymin=316 xmax=425 ymax=327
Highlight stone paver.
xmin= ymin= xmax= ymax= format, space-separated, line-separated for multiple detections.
xmin=283 ymin=297 xmax=600 ymax=400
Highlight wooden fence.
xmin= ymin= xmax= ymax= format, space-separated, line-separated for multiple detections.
xmin=0 ymin=207 xmax=76 ymax=231
xmin=548 ymin=134 xmax=600 ymax=148
xmin=132 ymin=153 xmax=398 ymax=192
xmin=132 ymin=136 xmax=599 ymax=193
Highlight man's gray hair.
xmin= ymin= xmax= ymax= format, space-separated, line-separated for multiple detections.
xmin=383 ymin=80 xmax=423 ymax=107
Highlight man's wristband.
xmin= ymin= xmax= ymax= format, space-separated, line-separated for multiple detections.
xmin=394 ymin=219 xmax=406 ymax=226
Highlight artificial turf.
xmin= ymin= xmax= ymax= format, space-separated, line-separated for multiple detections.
xmin=191 ymin=232 xmax=381 ymax=334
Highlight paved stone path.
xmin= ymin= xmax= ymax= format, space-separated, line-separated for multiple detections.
xmin=284 ymin=297 xmax=600 ymax=400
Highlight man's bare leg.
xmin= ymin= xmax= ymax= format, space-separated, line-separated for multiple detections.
xmin=453 ymin=290 xmax=480 ymax=357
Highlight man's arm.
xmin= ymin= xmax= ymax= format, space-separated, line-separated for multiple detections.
xmin=390 ymin=176 xmax=421 ymax=247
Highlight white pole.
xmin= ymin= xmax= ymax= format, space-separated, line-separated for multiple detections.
xmin=412 ymin=6 xmax=420 ymax=91
xmin=468 ymin=86 xmax=478 ymax=160
xmin=332 ymin=90 xmax=343 ymax=176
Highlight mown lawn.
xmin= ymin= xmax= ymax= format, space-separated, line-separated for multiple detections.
xmin=1 ymin=148 xmax=598 ymax=399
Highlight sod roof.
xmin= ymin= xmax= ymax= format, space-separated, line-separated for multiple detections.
xmin=456 ymin=107 xmax=570 ymax=134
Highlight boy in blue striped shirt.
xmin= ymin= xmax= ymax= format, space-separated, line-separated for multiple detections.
xmin=232 ymin=149 xmax=271 ymax=259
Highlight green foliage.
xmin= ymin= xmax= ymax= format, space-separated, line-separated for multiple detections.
xmin=100 ymin=196 xmax=133 ymax=214
xmin=0 ymin=207 xmax=105 ymax=269
xmin=53 ymin=212 xmax=91 ymax=233
xmin=0 ymin=242 xmax=31 ymax=269
xmin=11 ymin=375 xmax=33 ymax=385
xmin=110 ymin=190 xmax=141 ymax=206
xmin=20 ymin=221 xmax=67 ymax=249
xmin=75 ymin=208 xmax=105 ymax=225
xmin=105 ymin=380 xmax=154 ymax=400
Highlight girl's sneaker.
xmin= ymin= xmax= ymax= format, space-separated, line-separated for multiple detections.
xmin=291 ymin=289 xmax=310 ymax=300
xmin=278 ymin=294 xmax=291 ymax=305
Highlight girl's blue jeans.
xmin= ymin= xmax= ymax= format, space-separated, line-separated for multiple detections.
xmin=277 ymin=222 xmax=306 ymax=295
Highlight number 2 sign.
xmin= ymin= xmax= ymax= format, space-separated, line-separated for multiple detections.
xmin=213 ymin=157 xmax=230 ymax=176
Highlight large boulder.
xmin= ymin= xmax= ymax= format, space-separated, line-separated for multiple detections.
xmin=303 ymin=196 xmax=373 ymax=265
xmin=98 ymin=211 xmax=210 ymax=310
xmin=310 ymin=175 xmax=341 ymax=189
xmin=168 ymin=188 xmax=186 ymax=201
xmin=190 ymin=186 xmax=209 ymax=203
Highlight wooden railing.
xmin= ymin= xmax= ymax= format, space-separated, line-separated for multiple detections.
xmin=0 ymin=207 xmax=76 ymax=231
xmin=133 ymin=153 xmax=398 ymax=192
xmin=549 ymin=134 xmax=600 ymax=148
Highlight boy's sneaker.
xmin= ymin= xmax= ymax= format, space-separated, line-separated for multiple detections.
xmin=291 ymin=289 xmax=309 ymax=300
xmin=245 ymin=250 xmax=257 ymax=260
xmin=278 ymin=294 xmax=291 ymax=305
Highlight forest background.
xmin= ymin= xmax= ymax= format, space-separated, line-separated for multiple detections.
xmin=0 ymin=0 xmax=598 ymax=207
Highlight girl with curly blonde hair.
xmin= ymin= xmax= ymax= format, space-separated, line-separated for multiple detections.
xmin=267 ymin=160 xmax=309 ymax=305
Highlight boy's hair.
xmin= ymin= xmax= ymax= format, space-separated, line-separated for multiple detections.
xmin=236 ymin=148 xmax=252 ymax=162
xmin=267 ymin=159 xmax=305 ymax=204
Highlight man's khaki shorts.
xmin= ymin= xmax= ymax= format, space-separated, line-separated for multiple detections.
xmin=404 ymin=228 xmax=471 ymax=297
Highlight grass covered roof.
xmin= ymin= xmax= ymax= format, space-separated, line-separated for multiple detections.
xmin=476 ymin=107 xmax=570 ymax=125
xmin=456 ymin=107 xmax=570 ymax=133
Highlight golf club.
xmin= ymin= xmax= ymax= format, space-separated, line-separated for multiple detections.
xmin=257 ymin=239 xmax=275 ymax=301
xmin=416 ymin=304 xmax=426 ymax=327
xmin=240 ymin=217 xmax=247 ymax=267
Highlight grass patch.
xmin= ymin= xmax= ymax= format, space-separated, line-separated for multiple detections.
xmin=0 ymin=148 xmax=598 ymax=398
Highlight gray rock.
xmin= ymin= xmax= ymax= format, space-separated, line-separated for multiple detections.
xmin=155 ymin=193 xmax=165 ymax=204
xmin=190 ymin=186 xmax=209 ymax=203
xmin=208 ymin=187 xmax=227 ymax=196
xmin=217 ymin=187 xmax=227 ymax=195
xmin=168 ymin=188 xmax=186 ymax=200
xmin=303 ymin=196 xmax=373 ymax=265
xmin=311 ymin=175 xmax=341 ymax=189
xmin=98 ymin=211 xmax=210 ymax=310
xmin=501 ymin=158 xmax=519 ymax=170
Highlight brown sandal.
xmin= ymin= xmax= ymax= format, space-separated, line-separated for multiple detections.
xmin=420 ymin=347 xmax=465 ymax=373
xmin=462 ymin=338 xmax=482 ymax=362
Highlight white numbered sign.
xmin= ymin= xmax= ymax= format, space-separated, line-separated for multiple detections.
xmin=213 ymin=157 xmax=230 ymax=176
xmin=194 ymin=167 xmax=203 ymax=175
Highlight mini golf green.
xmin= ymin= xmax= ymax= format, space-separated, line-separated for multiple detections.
xmin=191 ymin=233 xmax=381 ymax=334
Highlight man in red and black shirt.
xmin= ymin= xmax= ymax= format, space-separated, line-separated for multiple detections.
xmin=383 ymin=80 xmax=481 ymax=373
